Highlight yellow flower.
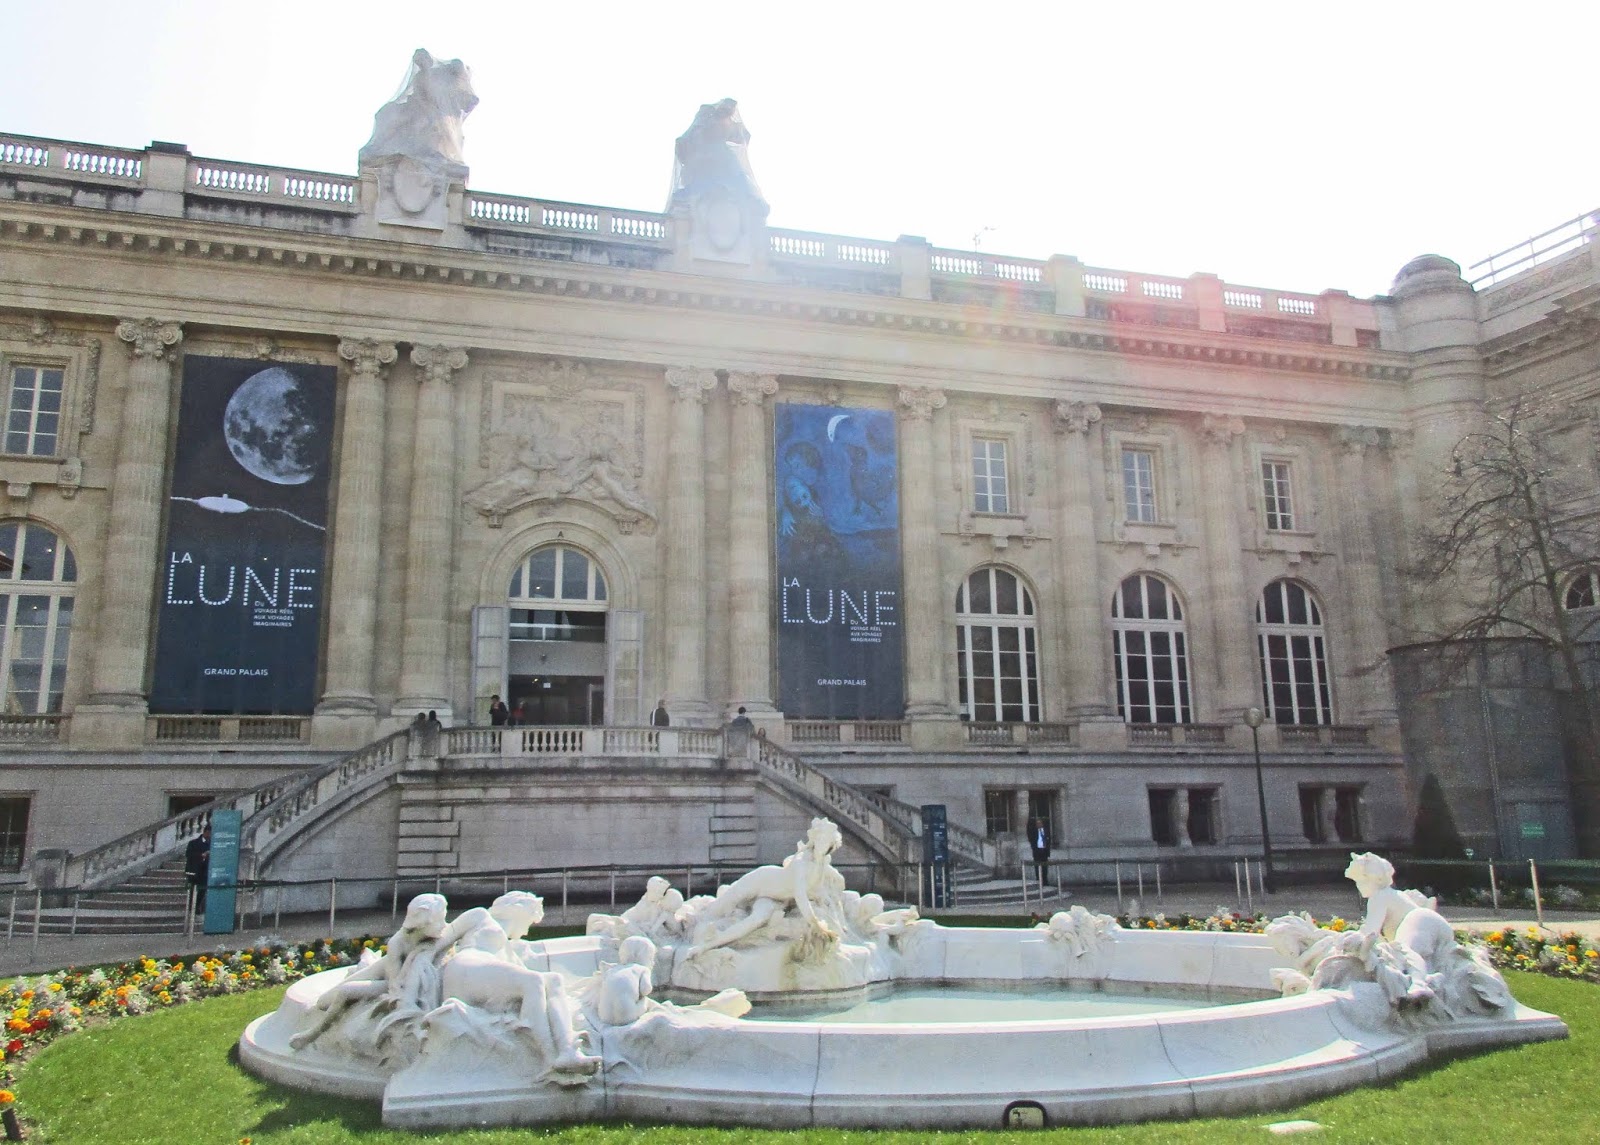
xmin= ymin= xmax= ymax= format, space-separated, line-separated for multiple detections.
xmin=1487 ymin=931 xmax=1503 ymax=943
xmin=47 ymin=983 xmax=61 ymax=993
xmin=1328 ymin=918 xmax=1347 ymax=932
xmin=303 ymin=952 xmax=314 ymax=960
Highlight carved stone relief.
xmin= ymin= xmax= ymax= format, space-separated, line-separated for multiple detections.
xmin=468 ymin=362 xmax=653 ymax=532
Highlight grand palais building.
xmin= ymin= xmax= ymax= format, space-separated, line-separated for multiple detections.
xmin=1 ymin=52 xmax=1597 ymax=899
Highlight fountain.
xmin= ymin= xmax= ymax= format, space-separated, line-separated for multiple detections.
xmin=240 ymin=821 xmax=1567 ymax=1130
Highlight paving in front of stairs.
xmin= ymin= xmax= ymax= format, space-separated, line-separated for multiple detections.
xmin=3 ymin=881 xmax=1594 ymax=977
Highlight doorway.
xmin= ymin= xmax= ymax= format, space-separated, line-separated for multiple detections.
xmin=505 ymin=545 xmax=610 ymax=726
xmin=507 ymin=674 xmax=605 ymax=726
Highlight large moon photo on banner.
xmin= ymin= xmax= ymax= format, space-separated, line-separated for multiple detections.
xmin=222 ymin=366 xmax=321 ymax=485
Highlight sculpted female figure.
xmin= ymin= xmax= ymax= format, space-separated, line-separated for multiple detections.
xmin=290 ymin=893 xmax=485 ymax=1052
xmin=684 ymin=818 xmax=846 ymax=959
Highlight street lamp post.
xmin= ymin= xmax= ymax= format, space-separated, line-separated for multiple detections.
xmin=1245 ymin=706 xmax=1275 ymax=894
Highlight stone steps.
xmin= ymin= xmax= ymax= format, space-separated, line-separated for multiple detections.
xmin=708 ymin=799 xmax=759 ymax=865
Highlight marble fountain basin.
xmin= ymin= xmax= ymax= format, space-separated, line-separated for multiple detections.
xmin=240 ymin=923 xmax=1566 ymax=1131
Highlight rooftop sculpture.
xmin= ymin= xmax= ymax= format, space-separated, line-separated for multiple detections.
xmin=360 ymin=48 xmax=479 ymax=229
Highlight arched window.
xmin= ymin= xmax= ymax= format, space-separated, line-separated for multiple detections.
xmin=955 ymin=567 xmax=1040 ymax=722
xmin=1565 ymin=569 xmax=1599 ymax=610
xmin=507 ymin=545 xmax=608 ymax=639
xmin=0 ymin=522 xmax=76 ymax=714
xmin=1256 ymin=579 xmax=1332 ymax=726
xmin=1112 ymin=574 xmax=1191 ymax=724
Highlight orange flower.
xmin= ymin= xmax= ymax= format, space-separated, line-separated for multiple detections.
xmin=0 ymin=1090 xmax=14 ymax=1105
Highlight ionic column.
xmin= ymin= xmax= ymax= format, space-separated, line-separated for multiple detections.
xmin=317 ymin=338 xmax=398 ymax=712
xmin=396 ymin=344 xmax=467 ymax=717
xmin=1197 ymin=413 xmax=1255 ymax=721
xmin=87 ymin=319 xmax=183 ymax=705
xmin=663 ymin=366 xmax=718 ymax=722
xmin=1335 ymin=426 xmax=1398 ymax=722
xmin=897 ymin=384 xmax=952 ymax=718
xmin=726 ymin=371 xmax=778 ymax=714
xmin=1051 ymin=400 xmax=1113 ymax=719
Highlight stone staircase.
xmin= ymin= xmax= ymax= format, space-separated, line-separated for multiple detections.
xmin=707 ymin=798 xmax=759 ymax=866
xmin=948 ymin=864 xmax=1067 ymax=910
xmin=5 ymin=859 xmax=191 ymax=936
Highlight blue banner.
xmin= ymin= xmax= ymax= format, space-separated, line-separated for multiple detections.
xmin=203 ymin=809 xmax=242 ymax=935
xmin=151 ymin=357 xmax=336 ymax=713
xmin=774 ymin=404 xmax=903 ymax=718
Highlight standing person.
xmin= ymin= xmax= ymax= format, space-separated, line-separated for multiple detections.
xmin=1028 ymin=817 xmax=1052 ymax=887
xmin=510 ymin=700 xmax=526 ymax=727
xmin=651 ymin=698 xmax=671 ymax=727
xmin=184 ymin=825 xmax=211 ymax=915
xmin=726 ymin=705 xmax=754 ymax=759
xmin=488 ymin=694 xmax=509 ymax=727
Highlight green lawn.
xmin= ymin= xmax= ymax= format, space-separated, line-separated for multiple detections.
xmin=13 ymin=972 xmax=1596 ymax=1143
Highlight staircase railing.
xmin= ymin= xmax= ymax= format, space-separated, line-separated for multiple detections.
xmin=864 ymin=790 xmax=997 ymax=870
xmin=60 ymin=731 xmax=407 ymax=890
xmin=240 ymin=730 xmax=411 ymax=869
xmin=752 ymin=737 xmax=921 ymax=866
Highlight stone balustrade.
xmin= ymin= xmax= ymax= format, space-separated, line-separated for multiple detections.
xmin=0 ymin=129 xmax=1388 ymax=341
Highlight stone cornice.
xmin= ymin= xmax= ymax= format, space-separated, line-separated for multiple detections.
xmin=0 ymin=203 xmax=1413 ymax=383
xmin=1480 ymin=285 xmax=1600 ymax=374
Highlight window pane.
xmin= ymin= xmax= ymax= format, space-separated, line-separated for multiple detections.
xmin=560 ymin=550 xmax=590 ymax=600
xmin=525 ymin=549 xmax=557 ymax=598
xmin=969 ymin=570 xmax=991 ymax=614
xmin=1146 ymin=576 xmax=1168 ymax=620
xmin=995 ymin=571 xmax=1018 ymax=615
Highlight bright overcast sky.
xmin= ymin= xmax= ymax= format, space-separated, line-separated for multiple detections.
xmin=3 ymin=1 xmax=1592 ymax=298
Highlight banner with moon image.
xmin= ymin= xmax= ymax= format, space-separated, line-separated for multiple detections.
xmin=149 ymin=356 xmax=336 ymax=713
xmin=773 ymin=403 xmax=904 ymax=718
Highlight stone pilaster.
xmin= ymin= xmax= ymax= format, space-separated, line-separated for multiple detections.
xmin=726 ymin=372 xmax=778 ymax=714
xmin=85 ymin=319 xmax=183 ymax=710
xmin=1196 ymin=413 xmax=1254 ymax=722
xmin=663 ymin=366 xmax=718 ymax=722
xmin=317 ymin=339 xmax=398 ymax=719
xmin=1051 ymin=400 xmax=1113 ymax=720
xmin=897 ymin=384 xmax=952 ymax=718
xmin=396 ymin=344 xmax=467 ymax=718
xmin=1335 ymin=426 xmax=1398 ymax=722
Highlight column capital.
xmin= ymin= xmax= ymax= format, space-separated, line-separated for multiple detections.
xmin=897 ymin=384 xmax=946 ymax=421
xmin=726 ymin=371 xmax=778 ymax=405
xmin=338 ymin=338 xmax=399 ymax=378
xmin=1198 ymin=412 xmax=1245 ymax=448
xmin=665 ymin=365 xmax=718 ymax=403
xmin=1052 ymin=399 xmax=1102 ymax=435
xmin=410 ymin=344 xmax=469 ymax=385
xmin=115 ymin=318 xmax=183 ymax=360
xmin=1335 ymin=424 xmax=1386 ymax=455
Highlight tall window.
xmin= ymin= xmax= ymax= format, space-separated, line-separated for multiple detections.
xmin=1565 ymin=569 xmax=1599 ymax=610
xmin=4 ymin=366 xmax=64 ymax=457
xmin=1256 ymin=579 xmax=1332 ymax=725
xmin=0 ymin=796 xmax=28 ymax=871
xmin=1112 ymin=574 xmax=1191 ymax=723
xmin=971 ymin=437 xmax=1010 ymax=514
xmin=0 ymin=522 xmax=76 ymax=715
xmin=1122 ymin=447 xmax=1158 ymax=523
xmin=955 ymin=567 xmax=1039 ymax=722
xmin=983 ymin=788 xmax=1016 ymax=838
xmin=507 ymin=545 xmax=608 ymax=641
xmin=1261 ymin=459 xmax=1295 ymax=531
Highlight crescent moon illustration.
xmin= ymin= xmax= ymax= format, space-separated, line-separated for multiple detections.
xmin=826 ymin=413 xmax=850 ymax=441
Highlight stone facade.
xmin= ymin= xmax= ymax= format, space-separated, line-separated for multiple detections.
xmin=0 ymin=90 xmax=1596 ymax=881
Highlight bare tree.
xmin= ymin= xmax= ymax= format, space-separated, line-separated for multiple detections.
xmin=1412 ymin=393 xmax=1600 ymax=849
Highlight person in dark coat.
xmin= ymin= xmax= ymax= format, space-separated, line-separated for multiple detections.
xmin=488 ymin=694 xmax=509 ymax=727
xmin=1028 ymin=817 xmax=1052 ymax=886
xmin=184 ymin=826 xmax=211 ymax=914
xmin=651 ymin=699 xmax=671 ymax=727
xmin=726 ymin=705 xmax=754 ymax=759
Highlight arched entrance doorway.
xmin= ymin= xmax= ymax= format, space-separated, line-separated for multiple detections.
xmin=506 ymin=545 xmax=609 ymax=725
